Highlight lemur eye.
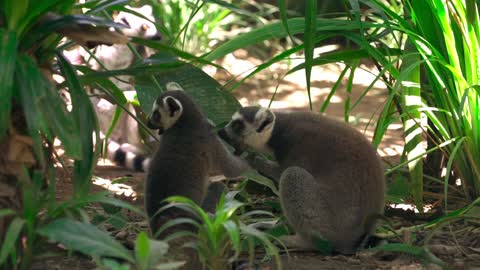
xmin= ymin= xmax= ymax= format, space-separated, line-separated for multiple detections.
xmin=231 ymin=120 xmax=244 ymax=133
xmin=120 ymin=17 xmax=130 ymax=27
xmin=152 ymin=111 xmax=161 ymax=122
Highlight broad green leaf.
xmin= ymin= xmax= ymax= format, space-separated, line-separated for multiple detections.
xmin=56 ymin=52 xmax=99 ymax=196
xmin=130 ymin=37 xmax=223 ymax=69
xmin=51 ymin=191 xmax=144 ymax=218
xmin=37 ymin=218 xmax=133 ymax=262
xmin=312 ymin=234 xmax=333 ymax=255
xmin=399 ymin=41 xmax=425 ymax=212
xmin=17 ymin=0 xmax=72 ymax=35
xmin=0 ymin=218 xmax=25 ymax=265
xmin=135 ymin=62 xmax=241 ymax=125
xmin=14 ymin=54 xmax=81 ymax=159
xmin=0 ymin=30 xmax=16 ymax=139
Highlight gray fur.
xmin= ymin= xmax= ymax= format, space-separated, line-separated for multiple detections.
xmin=145 ymin=90 xmax=250 ymax=236
xmin=221 ymin=107 xmax=385 ymax=254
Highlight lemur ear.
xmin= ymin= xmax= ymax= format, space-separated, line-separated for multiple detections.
xmin=163 ymin=96 xmax=182 ymax=117
xmin=255 ymin=108 xmax=275 ymax=133
xmin=166 ymin=82 xmax=184 ymax=91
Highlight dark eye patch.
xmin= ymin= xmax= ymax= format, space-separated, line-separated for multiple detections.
xmin=231 ymin=120 xmax=245 ymax=133
xmin=120 ymin=17 xmax=130 ymax=27
xmin=152 ymin=111 xmax=161 ymax=122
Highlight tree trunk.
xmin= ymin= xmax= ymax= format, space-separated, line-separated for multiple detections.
xmin=0 ymin=104 xmax=36 ymax=246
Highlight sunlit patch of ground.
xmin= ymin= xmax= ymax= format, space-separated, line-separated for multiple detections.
xmin=213 ymin=49 xmax=405 ymax=164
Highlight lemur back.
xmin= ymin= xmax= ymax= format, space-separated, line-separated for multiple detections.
xmin=144 ymin=90 xmax=250 ymax=236
xmin=220 ymin=107 xmax=385 ymax=254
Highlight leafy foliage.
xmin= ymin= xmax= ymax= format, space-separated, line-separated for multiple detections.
xmin=156 ymin=193 xmax=282 ymax=270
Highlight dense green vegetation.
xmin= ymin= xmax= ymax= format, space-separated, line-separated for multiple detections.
xmin=0 ymin=0 xmax=479 ymax=269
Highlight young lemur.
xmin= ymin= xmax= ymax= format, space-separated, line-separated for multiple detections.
xmin=219 ymin=107 xmax=385 ymax=254
xmin=144 ymin=90 xmax=250 ymax=235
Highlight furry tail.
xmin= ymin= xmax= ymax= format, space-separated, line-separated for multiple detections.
xmin=105 ymin=140 xmax=151 ymax=172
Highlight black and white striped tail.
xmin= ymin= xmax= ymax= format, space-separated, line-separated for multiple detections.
xmin=106 ymin=140 xmax=151 ymax=172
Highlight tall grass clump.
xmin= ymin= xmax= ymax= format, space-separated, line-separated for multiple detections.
xmin=156 ymin=193 xmax=282 ymax=270
xmin=360 ymin=0 xmax=480 ymax=205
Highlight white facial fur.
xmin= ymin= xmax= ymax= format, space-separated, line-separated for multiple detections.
xmin=149 ymin=96 xmax=183 ymax=132
xmin=228 ymin=108 xmax=275 ymax=154
xmin=160 ymin=96 xmax=183 ymax=130
xmin=116 ymin=5 xmax=158 ymax=39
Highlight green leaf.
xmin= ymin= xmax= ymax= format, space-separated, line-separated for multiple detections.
xmin=86 ymin=0 xmax=129 ymax=15
xmin=130 ymin=37 xmax=223 ymax=69
xmin=148 ymin=239 xmax=170 ymax=268
xmin=0 ymin=217 xmax=25 ymax=265
xmin=0 ymin=30 xmax=16 ymax=139
xmin=51 ymin=192 xmax=144 ymax=218
xmin=135 ymin=63 xmax=241 ymax=125
xmin=37 ymin=218 xmax=133 ymax=262
xmin=17 ymin=0 xmax=72 ymax=34
xmin=15 ymin=53 xmax=82 ymax=159
xmin=204 ymin=18 xmax=373 ymax=61
xmin=312 ymin=234 xmax=333 ymax=255
xmin=278 ymin=0 xmax=295 ymax=44
xmin=0 ymin=209 xmax=15 ymax=219
xmin=288 ymin=48 xmax=402 ymax=74
xmin=2 ymin=0 xmax=28 ymax=30
xmin=56 ymin=52 xmax=99 ymax=196
xmin=101 ymin=258 xmax=132 ymax=270
xmin=244 ymin=170 xmax=279 ymax=196
xmin=303 ymin=0 xmax=317 ymax=110
xmin=229 ymin=44 xmax=305 ymax=92
xmin=135 ymin=232 xmax=150 ymax=270
xmin=222 ymin=220 xmax=240 ymax=257
xmin=399 ymin=40 xmax=424 ymax=211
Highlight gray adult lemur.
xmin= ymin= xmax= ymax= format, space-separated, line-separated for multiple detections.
xmin=219 ymin=107 xmax=385 ymax=254
xmin=144 ymin=90 xmax=250 ymax=235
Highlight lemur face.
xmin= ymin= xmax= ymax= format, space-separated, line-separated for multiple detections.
xmin=115 ymin=5 xmax=160 ymax=40
xmin=147 ymin=93 xmax=183 ymax=135
xmin=219 ymin=106 xmax=275 ymax=155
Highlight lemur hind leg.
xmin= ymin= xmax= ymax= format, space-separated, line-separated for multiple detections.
xmin=278 ymin=166 xmax=339 ymax=251
xmin=201 ymin=181 xmax=227 ymax=213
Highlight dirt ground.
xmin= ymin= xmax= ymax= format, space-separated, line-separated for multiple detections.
xmin=33 ymin=52 xmax=480 ymax=270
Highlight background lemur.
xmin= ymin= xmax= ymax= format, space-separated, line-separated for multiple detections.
xmin=219 ymin=106 xmax=385 ymax=254
xmin=63 ymin=5 xmax=161 ymax=172
xmin=144 ymin=90 xmax=250 ymax=236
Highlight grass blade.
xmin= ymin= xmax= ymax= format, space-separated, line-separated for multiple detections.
xmin=0 ymin=217 xmax=25 ymax=265
xmin=302 ymin=0 xmax=316 ymax=110
xmin=0 ymin=30 xmax=17 ymax=139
